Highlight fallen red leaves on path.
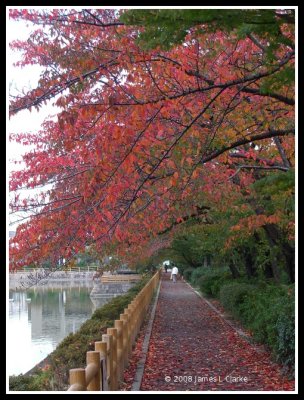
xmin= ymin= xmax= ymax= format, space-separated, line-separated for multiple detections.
xmin=137 ymin=274 xmax=295 ymax=392
xmin=120 ymin=301 xmax=154 ymax=391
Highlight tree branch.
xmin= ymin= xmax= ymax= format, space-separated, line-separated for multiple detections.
xmin=231 ymin=165 xmax=289 ymax=174
xmin=9 ymin=49 xmax=294 ymax=115
xmin=240 ymin=86 xmax=294 ymax=106
xmin=201 ymin=129 xmax=294 ymax=165
xmin=273 ymin=136 xmax=292 ymax=168
xmin=158 ymin=205 xmax=211 ymax=235
xmin=228 ymin=151 xmax=289 ymax=169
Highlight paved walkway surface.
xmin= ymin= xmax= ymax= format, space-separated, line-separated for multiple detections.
xmin=139 ymin=274 xmax=294 ymax=391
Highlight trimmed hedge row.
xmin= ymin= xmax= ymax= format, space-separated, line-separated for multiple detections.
xmin=185 ymin=267 xmax=295 ymax=375
xmin=182 ymin=267 xmax=195 ymax=281
xmin=232 ymin=284 xmax=295 ymax=374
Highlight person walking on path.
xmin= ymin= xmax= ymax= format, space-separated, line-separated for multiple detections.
xmin=171 ymin=265 xmax=178 ymax=283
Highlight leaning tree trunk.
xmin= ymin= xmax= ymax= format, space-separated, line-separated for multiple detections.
xmin=262 ymin=222 xmax=295 ymax=282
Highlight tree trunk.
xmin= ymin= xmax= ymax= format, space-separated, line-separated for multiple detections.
xmin=228 ymin=259 xmax=240 ymax=278
xmin=253 ymin=232 xmax=275 ymax=280
xmin=273 ymin=136 xmax=292 ymax=168
xmin=261 ymin=224 xmax=281 ymax=282
xmin=263 ymin=261 xmax=275 ymax=279
xmin=243 ymin=249 xmax=257 ymax=278
xmin=282 ymin=241 xmax=295 ymax=283
xmin=262 ymin=222 xmax=296 ymax=282
xmin=253 ymin=205 xmax=292 ymax=283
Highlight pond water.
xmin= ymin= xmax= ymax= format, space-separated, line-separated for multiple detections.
xmin=8 ymin=284 xmax=97 ymax=376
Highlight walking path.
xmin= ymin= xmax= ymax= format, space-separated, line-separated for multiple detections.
xmin=135 ymin=274 xmax=294 ymax=391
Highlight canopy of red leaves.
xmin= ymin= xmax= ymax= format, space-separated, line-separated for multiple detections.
xmin=8 ymin=9 xmax=295 ymax=270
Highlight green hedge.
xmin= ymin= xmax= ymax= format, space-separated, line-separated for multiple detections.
xmin=275 ymin=296 xmax=295 ymax=372
xmin=195 ymin=269 xmax=295 ymax=375
xmin=190 ymin=267 xmax=210 ymax=285
xmin=183 ymin=267 xmax=195 ymax=281
xmin=219 ymin=282 xmax=256 ymax=318
xmin=218 ymin=282 xmax=295 ymax=375
xmin=198 ymin=270 xmax=233 ymax=297
xmin=9 ymin=370 xmax=54 ymax=391
xmin=9 ymin=274 xmax=152 ymax=391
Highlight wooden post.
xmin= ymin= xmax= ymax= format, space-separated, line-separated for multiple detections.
xmin=137 ymin=293 xmax=143 ymax=327
xmin=132 ymin=299 xmax=139 ymax=338
xmin=126 ymin=305 xmax=133 ymax=345
xmin=140 ymin=290 xmax=145 ymax=322
xmin=69 ymin=368 xmax=86 ymax=391
xmin=133 ymin=298 xmax=140 ymax=335
xmin=142 ymin=286 xmax=147 ymax=315
xmin=86 ymin=351 xmax=101 ymax=391
xmin=114 ymin=320 xmax=124 ymax=382
xmin=95 ymin=341 xmax=107 ymax=390
xmin=137 ymin=296 xmax=142 ymax=331
xmin=107 ymin=328 xmax=118 ymax=390
xmin=128 ymin=303 xmax=136 ymax=345
xmin=137 ymin=296 xmax=141 ymax=332
xmin=102 ymin=334 xmax=114 ymax=391
xmin=124 ymin=308 xmax=133 ymax=356
xmin=120 ymin=313 xmax=130 ymax=367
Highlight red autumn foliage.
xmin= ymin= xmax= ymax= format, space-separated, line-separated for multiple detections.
xmin=8 ymin=9 xmax=294 ymax=270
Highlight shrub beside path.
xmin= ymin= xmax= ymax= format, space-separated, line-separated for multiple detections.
xmin=136 ymin=273 xmax=294 ymax=391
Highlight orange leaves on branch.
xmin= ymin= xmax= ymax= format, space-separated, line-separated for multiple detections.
xmin=230 ymin=214 xmax=281 ymax=236
xmin=192 ymin=169 xmax=199 ymax=179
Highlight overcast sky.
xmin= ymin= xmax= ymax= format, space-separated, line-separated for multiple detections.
xmin=7 ymin=17 xmax=59 ymax=228
xmin=7 ymin=19 xmax=58 ymax=165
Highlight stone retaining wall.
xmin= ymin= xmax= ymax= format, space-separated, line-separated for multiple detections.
xmin=9 ymin=270 xmax=96 ymax=289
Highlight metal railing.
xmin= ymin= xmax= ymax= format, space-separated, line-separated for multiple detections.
xmin=67 ymin=269 xmax=161 ymax=391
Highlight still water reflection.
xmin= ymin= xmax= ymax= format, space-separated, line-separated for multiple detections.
xmin=8 ymin=284 xmax=98 ymax=376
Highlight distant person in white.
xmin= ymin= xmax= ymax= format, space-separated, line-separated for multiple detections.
xmin=171 ymin=266 xmax=179 ymax=283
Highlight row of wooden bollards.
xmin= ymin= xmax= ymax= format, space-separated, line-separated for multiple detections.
xmin=68 ymin=269 xmax=161 ymax=391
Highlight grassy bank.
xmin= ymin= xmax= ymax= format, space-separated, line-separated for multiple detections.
xmin=9 ymin=274 xmax=152 ymax=391
xmin=183 ymin=267 xmax=295 ymax=377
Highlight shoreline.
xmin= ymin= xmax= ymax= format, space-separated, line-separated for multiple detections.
xmin=23 ymin=355 xmax=52 ymax=377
